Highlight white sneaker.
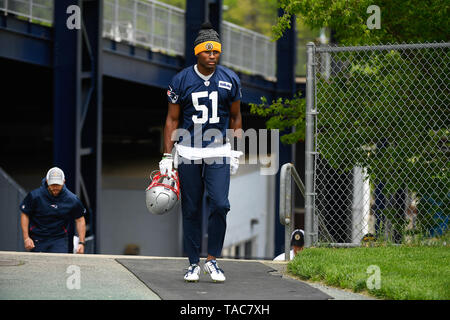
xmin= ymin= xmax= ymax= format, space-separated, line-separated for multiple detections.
xmin=203 ymin=259 xmax=226 ymax=282
xmin=184 ymin=264 xmax=200 ymax=282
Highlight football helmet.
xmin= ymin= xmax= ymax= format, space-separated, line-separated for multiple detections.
xmin=145 ymin=170 xmax=180 ymax=215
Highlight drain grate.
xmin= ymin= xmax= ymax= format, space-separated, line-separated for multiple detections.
xmin=0 ymin=259 xmax=24 ymax=266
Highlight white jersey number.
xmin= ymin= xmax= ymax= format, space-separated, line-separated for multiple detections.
xmin=191 ymin=91 xmax=220 ymax=124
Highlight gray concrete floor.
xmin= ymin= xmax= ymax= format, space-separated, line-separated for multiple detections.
xmin=0 ymin=251 xmax=160 ymax=300
xmin=0 ymin=251 xmax=375 ymax=300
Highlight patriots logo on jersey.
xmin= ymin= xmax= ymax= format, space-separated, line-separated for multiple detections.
xmin=167 ymin=86 xmax=179 ymax=103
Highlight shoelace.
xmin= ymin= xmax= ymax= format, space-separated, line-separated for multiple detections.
xmin=207 ymin=260 xmax=224 ymax=274
xmin=185 ymin=264 xmax=199 ymax=275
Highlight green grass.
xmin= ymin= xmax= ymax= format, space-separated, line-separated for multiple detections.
xmin=287 ymin=244 xmax=450 ymax=300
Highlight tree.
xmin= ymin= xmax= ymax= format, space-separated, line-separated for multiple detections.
xmin=158 ymin=0 xmax=186 ymax=9
xmin=222 ymin=0 xmax=278 ymax=36
xmin=273 ymin=0 xmax=449 ymax=44
xmin=251 ymin=0 xmax=450 ymax=239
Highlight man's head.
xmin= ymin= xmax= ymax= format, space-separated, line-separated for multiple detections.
xmin=46 ymin=167 xmax=65 ymax=197
xmin=194 ymin=22 xmax=221 ymax=73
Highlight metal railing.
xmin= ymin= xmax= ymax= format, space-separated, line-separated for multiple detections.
xmin=0 ymin=0 xmax=53 ymax=25
xmin=103 ymin=0 xmax=185 ymax=56
xmin=103 ymin=0 xmax=276 ymax=78
xmin=0 ymin=0 xmax=277 ymax=78
xmin=279 ymin=163 xmax=305 ymax=261
xmin=221 ymin=20 xmax=276 ymax=80
xmin=305 ymin=42 xmax=450 ymax=246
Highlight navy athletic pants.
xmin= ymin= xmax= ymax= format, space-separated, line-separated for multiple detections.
xmin=178 ymin=157 xmax=230 ymax=265
xmin=31 ymin=236 xmax=68 ymax=253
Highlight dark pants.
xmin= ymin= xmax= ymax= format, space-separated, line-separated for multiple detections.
xmin=178 ymin=157 xmax=230 ymax=265
xmin=31 ymin=236 xmax=68 ymax=253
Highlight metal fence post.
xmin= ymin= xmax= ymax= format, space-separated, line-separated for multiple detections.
xmin=280 ymin=163 xmax=307 ymax=259
xmin=305 ymin=42 xmax=316 ymax=248
xmin=29 ymin=0 xmax=33 ymax=22
xmin=283 ymin=165 xmax=292 ymax=261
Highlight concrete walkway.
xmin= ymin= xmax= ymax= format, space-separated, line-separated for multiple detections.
xmin=0 ymin=251 xmax=375 ymax=300
xmin=0 ymin=251 xmax=159 ymax=300
xmin=116 ymin=258 xmax=331 ymax=300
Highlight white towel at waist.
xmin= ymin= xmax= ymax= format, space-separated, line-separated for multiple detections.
xmin=175 ymin=142 xmax=243 ymax=160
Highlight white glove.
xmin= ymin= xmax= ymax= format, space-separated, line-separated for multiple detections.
xmin=159 ymin=153 xmax=174 ymax=177
xmin=230 ymin=150 xmax=243 ymax=175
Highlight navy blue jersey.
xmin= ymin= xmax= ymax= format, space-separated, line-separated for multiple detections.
xmin=167 ymin=65 xmax=241 ymax=147
xmin=20 ymin=178 xmax=86 ymax=240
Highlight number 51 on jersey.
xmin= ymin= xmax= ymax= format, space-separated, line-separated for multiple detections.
xmin=191 ymin=91 xmax=219 ymax=124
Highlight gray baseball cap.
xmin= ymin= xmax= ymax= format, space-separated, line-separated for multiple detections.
xmin=46 ymin=167 xmax=65 ymax=185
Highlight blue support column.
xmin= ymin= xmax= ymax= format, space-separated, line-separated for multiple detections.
xmin=79 ymin=0 xmax=103 ymax=254
xmin=53 ymin=0 xmax=102 ymax=253
xmin=185 ymin=0 xmax=222 ymax=67
xmin=53 ymin=0 xmax=81 ymax=195
xmin=185 ymin=0 xmax=207 ymax=67
xmin=274 ymin=11 xmax=296 ymax=257
xmin=207 ymin=0 xmax=222 ymax=36
xmin=276 ymin=10 xmax=296 ymax=99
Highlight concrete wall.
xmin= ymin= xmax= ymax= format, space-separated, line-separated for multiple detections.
xmin=224 ymin=164 xmax=276 ymax=259
xmin=99 ymin=187 xmax=182 ymax=256
xmin=0 ymin=167 xmax=26 ymax=252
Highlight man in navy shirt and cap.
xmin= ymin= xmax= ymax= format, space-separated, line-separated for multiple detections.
xmin=20 ymin=167 xmax=86 ymax=253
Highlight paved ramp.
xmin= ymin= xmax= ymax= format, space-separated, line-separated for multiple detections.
xmin=0 ymin=252 xmax=377 ymax=300
xmin=117 ymin=258 xmax=331 ymax=300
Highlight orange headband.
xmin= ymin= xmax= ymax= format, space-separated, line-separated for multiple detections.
xmin=194 ymin=41 xmax=222 ymax=55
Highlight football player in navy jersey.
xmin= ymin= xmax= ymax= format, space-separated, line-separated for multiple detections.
xmin=161 ymin=22 xmax=242 ymax=282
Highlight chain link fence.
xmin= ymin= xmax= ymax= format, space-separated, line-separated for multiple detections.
xmin=305 ymin=42 xmax=449 ymax=246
